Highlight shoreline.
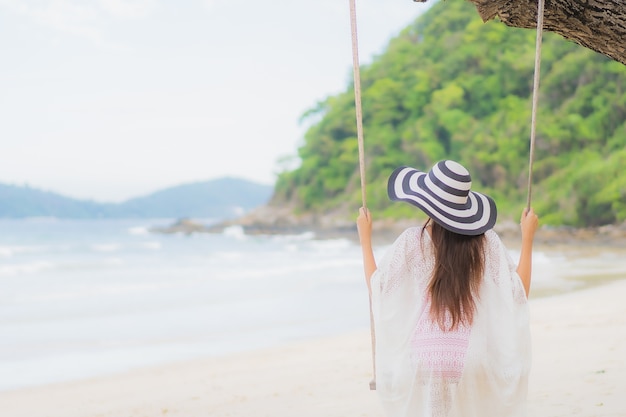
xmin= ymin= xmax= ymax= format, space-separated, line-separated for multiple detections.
xmin=152 ymin=206 xmax=626 ymax=249
xmin=2 ymin=279 xmax=625 ymax=417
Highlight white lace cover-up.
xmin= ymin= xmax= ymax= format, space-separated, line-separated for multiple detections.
xmin=371 ymin=228 xmax=530 ymax=417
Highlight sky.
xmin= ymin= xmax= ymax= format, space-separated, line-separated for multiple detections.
xmin=0 ymin=0 xmax=432 ymax=202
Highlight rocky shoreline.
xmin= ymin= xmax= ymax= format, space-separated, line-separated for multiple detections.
xmin=150 ymin=205 xmax=626 ymax=248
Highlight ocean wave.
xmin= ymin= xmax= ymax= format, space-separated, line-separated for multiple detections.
xmin=308 ymin=238 xmax=352 ymax=252
xmin=103 ymin=257 xmax=125 ymax=266
xmin=0 ymin=244 xmax=51 ymax=258
xmin=269 ymin=231 xmax=316 ymax=242
xmin=14 ymin=281 xmax=177 ymax=303
xmin=216 ymin=257 xmax=363 ymax=281
xmin=222 ymin=225 xmax=246 ymax=240
xmin=0 ymin=261 xmax=55 ymax=276
xmin=91 ymin=243 xmax=122 ymax=253
xmin=212 ymin=251 xmax=244 ymax=261
xmin=137 ymin=241 xmax=162 ymax=250
xmin=127 ymin=226 xmax=149 ymax=236
xmin=0 ymin=246 xmax=13 ymax=258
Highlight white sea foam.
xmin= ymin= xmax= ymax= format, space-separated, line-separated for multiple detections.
xmin=138 ymin=241 xmax=162 ymax=250
xmin=127 ymin=226 xmax=149 ymax=236
xmin=284 ymin=243 xmax=299 ymax=253
xmin=216 ymin=257 xmax=363 ymax=281
xmin=270 ymin=231 xmax=315 ymax=242
xmin=222 ymin=225 xmax=246 ymax=240
xmin=0 ymin=244 xmax=50 ymax=258
xmin=0 ymin=261 xmax=55 ymax=276
xmin=308 ymin=238 xmax=352 ymax=252
xmin=103 ymin=257 xmax=125 ymax=266
xmin=212 ymin=251 xmax=243 ymax=261
xmin=0 ymin=246 xmax=14 ymax=258
xmin=91 ymin=243 xmax=122 ymax=252
xmin=14 ymin=281 xmax=176 ymax=303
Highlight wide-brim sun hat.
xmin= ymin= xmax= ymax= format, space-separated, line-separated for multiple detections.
xmin=387 ymin=160 xmax=497 ymax=236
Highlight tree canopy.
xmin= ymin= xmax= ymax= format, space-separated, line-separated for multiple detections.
xmin=272 ymin=0 xmax=626 ymax=227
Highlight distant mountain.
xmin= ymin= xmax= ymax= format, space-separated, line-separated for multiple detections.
xmin=0 ymin=178 xmax=273 ymax=219
xmin=114 ymin=177 xmax=274 ymax=219
xmin=0 ymin=184 xmax=111 ymax=218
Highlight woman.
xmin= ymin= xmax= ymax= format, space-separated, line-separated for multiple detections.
xmin=356 ymin=160 xmax=539 ymax=417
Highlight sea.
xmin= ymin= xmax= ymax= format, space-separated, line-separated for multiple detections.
xmin=1 ymin=217 xmax=624 ymax=392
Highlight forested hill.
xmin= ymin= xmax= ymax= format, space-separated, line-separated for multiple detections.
xmin=272 ymin=0 xmax=626 ymax=227
xmin=0 ymin=178 xmax=273 ymax=219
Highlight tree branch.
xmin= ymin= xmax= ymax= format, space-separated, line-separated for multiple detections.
xmin=414 ymin=0 xmax=626 ymax=65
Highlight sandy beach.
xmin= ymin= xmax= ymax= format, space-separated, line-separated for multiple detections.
xmin=2 ymin=276 xmax=625 ymax=417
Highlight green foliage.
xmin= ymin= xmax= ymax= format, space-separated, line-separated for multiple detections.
xmin=274 ymin=0 xmax=626 ymax=227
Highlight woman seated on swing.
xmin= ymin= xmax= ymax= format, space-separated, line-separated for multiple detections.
xmin=357 ymin=160 xmax=539 ymax=417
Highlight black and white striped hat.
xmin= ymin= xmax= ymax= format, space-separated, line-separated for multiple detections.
xmin=387 ymin=160 xmax=497 ymax=236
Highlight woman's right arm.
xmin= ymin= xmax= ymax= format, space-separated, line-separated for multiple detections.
xmin=517 ymin=207 xmax=539 ymax=297
xmin=357 ymin=207 xmax=377 ymax=295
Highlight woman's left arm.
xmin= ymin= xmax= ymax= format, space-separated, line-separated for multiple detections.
xmin=517 ymin=207 xmax=539 ymax=297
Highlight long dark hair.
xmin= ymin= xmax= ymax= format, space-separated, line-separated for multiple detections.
xmin=424 ymin=218 xmax=486 ymax=331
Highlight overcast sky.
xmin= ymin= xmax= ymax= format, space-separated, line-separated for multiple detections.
xmin=0 ymin=0 xmax=431 ymax=202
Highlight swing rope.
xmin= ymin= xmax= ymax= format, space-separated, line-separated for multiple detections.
xmin=349 ymin=0 xmax=367 ymax=209
xmin=348 ymin=0 xmax=376 ymax=391
xmin=348 ymin=0 xmax=545 ymax=391
xmin=527 ymin=0 xmax=545 ymax=210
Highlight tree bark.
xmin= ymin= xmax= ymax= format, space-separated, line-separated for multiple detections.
xmin=414 ymin=0 xmax=626 ymax=65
